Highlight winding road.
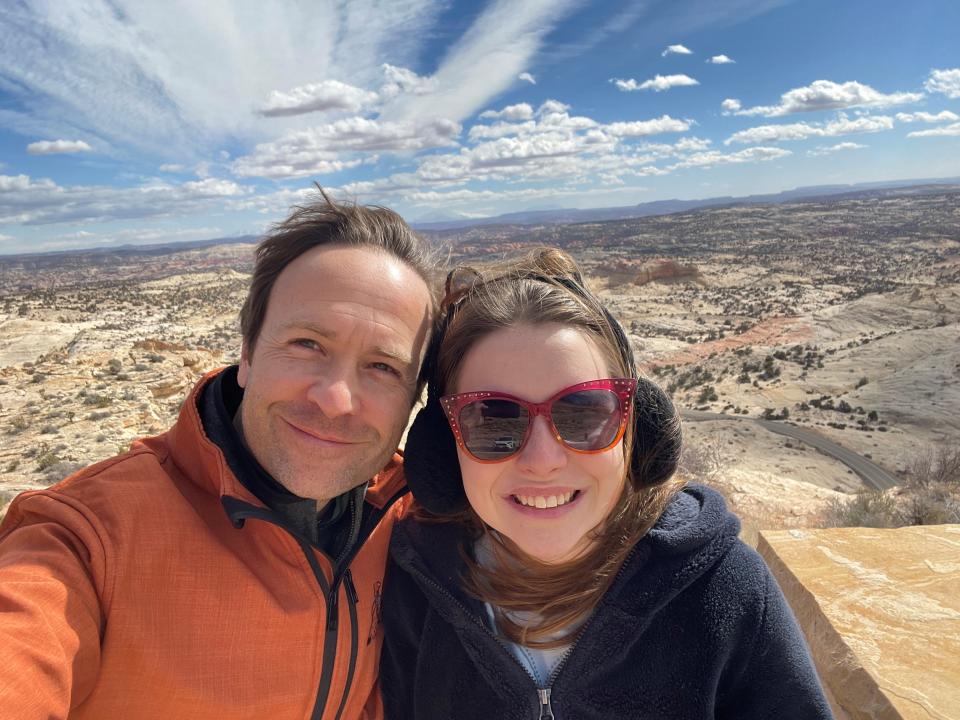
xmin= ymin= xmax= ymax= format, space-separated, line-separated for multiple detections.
xmin=681 ymin=410 xmax=900 ymax=491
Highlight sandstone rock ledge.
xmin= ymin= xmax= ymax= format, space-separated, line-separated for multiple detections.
xmin=758 ymin=526 xmax=960 ymax=720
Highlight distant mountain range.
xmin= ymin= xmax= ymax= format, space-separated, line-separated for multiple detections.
xmin=411 ymin=177 xmax=960 ymax=231
xmin=3 ymin=177 xmax=959 ymax=262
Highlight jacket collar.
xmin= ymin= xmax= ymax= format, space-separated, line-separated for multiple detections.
xmin=163 ymin=367 xmax=408 ymax=511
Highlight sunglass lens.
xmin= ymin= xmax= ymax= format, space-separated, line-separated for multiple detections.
xmin=551 ymin=389 xmax=622 ymax=451
xmin=459 ymin=399 xmax=529 ymax=460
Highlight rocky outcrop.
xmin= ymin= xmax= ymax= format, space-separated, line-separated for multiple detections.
xmin=758 ymin=525 xmax=960 ymax=720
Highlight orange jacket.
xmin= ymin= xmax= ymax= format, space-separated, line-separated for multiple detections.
xmin=0 ymin=369 xmax=407 ymax=720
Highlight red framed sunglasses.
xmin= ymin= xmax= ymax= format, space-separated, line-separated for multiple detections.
xmin=440 ymin=378 xmax=637 ymax=463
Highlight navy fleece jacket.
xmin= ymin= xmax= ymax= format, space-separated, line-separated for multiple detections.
xmin=381 ymin=484 xmax=833 ymax=719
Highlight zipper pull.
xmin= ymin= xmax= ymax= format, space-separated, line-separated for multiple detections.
xmin=344 ymin=568 xmax=359 ymax=605
xmin=537 ymin=688 xmax=555 ymax=720
xmin=326 ymin=585 xmax=340 ymax=631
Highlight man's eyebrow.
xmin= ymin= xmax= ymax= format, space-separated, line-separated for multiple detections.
xmin=281 ymin=320 xmax=413 ymax=365
xmin=280 ymin=320 xmax=336 ymax=338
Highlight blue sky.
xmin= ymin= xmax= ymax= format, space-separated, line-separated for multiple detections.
xmin=1 ymin=0 xmax=958 ymax=254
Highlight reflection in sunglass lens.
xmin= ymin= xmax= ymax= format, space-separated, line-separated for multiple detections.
xmin=459 ymin=399 xmax=529 ymax=460
xmin=551 ymin=389 xmax=621 ymax=451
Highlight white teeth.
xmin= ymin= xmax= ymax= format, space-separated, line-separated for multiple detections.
xmin=514 ymin=491 xmax=577 ymax=508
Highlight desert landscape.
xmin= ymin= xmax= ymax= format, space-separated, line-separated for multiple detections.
xmin=3 ymin=185 xmax=959 ymax=531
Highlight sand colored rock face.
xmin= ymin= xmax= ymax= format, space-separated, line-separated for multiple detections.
xmin=758 ymin=525 xmax=960 ymax=720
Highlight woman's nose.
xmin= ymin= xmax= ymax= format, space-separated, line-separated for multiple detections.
xmin=515 ymin=415 xmax=567 ymax=476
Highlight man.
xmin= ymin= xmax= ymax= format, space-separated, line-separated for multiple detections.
xmin=0 ymin=191 xmax=435 ymax=719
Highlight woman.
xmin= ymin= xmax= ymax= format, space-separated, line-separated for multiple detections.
xmin=382 ymin=248 xmax=833 ymax=719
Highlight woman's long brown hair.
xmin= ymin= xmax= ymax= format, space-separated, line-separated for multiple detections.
xmin=430 ymin=248 xmax=685 ymax=648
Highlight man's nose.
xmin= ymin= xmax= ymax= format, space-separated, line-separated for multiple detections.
xmin=305 ymin=372 xmax=357 ymax=417
xmin=514 ymin=415 xmax=567 ymax=476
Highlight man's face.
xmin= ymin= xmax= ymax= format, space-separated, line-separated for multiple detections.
xmin=237 ymin=245 xmax=432 ymax=506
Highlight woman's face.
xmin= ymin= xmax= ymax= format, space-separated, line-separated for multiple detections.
xmin=453 ymin=323 xmax=628 ymax=564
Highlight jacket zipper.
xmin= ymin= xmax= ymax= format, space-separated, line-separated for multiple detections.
xmin=411 ymin=568 xmax=551 ymax=718
xmin=537 ymin=688 xmax=555 ymax=719
xmin=409 ymin=544 xmax=641 ymax=719
xmin=222 ymin=491 xmax=406 ymax=720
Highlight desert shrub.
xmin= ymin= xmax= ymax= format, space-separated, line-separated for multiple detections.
xmin=35 ymin=449 xmax=62 ymax=472
xmin=826 ymin=444 xmax=960 ymax=528
xmin=87 ymin=410 xmax=111 ymax=421
xmin=84 ymin=394 xmax=112 ymax=408
xmin=8 ymin=416 xmax=29 ymax=435
xmin=680 ymin=435 xmax=724 ymax=484
xmin=41 ymin=461 xmax=86 ymax=486
xmin=823 ymin=489 xmax=900 ymax=528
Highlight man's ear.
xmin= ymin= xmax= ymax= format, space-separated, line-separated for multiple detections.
xmin=237 ymin=341 xmax=251 ymax=388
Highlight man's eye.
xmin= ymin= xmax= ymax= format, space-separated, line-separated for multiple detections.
xmin=371 ymin=361 xmax=402 ymax=377
xmin=293 ymin=339 xmax=321 ymax=350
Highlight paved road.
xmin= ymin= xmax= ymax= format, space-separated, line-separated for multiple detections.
xmin=681 ymin=409 xmax=900 ymax=491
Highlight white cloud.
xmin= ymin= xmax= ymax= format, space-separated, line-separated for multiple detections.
xmin=725 ymin=113 xmax=894 ymax=145
xmin=728 ymin=80 xmax=923 ymax=117
xmin=379 ymin=64 xmax=438 ymax=99
xmin=721 ymin=98 xmax=742 ymax=114
xmin=480 ymin=103 xmax=535 ymax=121
xmin=669 ymin=146 xmax=792 ymax=170
xmin=232 ymin=117 xmax=461 ymax=179
xmin=924 ymin=68 xmax=960 ymax=99
xmin=662 ymin=44 xmax=693 ymax=56
xmin=26 ymin=139 xmax=93 ymax=155
xmin=895 ymin=110 xmax=959 ymax=123
xmin=518 ymin=72 xmax=536 ymax=84
xmin=907 ymin=122 xmax=960 ymax=138
xmin=806 ymin=142 xmax=866 ymax=156
xmin=258 ymin=80 xmax=378 ymax=117
xmin=159 ymin=163 xmax=186 ymax=172
xmin=707 ymin=55 xmax=735 ymax=64
xmin=605 ymin=116 xmax=693 ymax=137
xmin=0 ymin=173 xmax=251 ymax=226
xmin=673 ymin=137 xmax=712 ymax=152
xmin=612 ymin=74 xmax=699 ymax=92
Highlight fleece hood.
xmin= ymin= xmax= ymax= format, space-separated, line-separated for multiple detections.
xmin=391 ymin=484 xmax=741 ymax=623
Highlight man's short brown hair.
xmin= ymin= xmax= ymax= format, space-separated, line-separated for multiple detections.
xmin=239 ymin=187 xmax=437 ymax=353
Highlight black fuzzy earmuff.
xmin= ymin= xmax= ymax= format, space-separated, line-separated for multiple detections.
xmin=404 ymin=278 xmax=682 ymax=515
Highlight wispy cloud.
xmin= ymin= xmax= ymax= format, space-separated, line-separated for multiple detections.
xmin=26 ymin=139 xmax=93 ymax=155
xmin=518 ymin=72 xmax=537 ymax=84
xmin=907 ymin=122 xmax=960 ymax=138
xmin=0 ymin=1 xmax=444 ymax=159
xmin=669 ymin=146 xmax=791 ymax=170
xmin=725 ymin=113 xmax=894 ymax=145
xmin=723 ymin=80 xmax=922 ymax=117
xmin=924 ymin=68 xmax=960 ymax=99
xmin=707 ymin=54 xmax=735 ymax=64
xmin=662 ymin=44 xmax=693 ymax=56
xmin=807 ymin=142 xmax=866 ymax=156
xmin=0 ymin=173 xmax=248 ymax=226
xmin=895 ymin=110 xmax=959 ymax=123
xmin=380 ymin=0 xmax=584 ymax=125
xmin=611 ymin=74 xmax=699 ymax=92
xmin=232 ymin=117 xmax=461 ymax=179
